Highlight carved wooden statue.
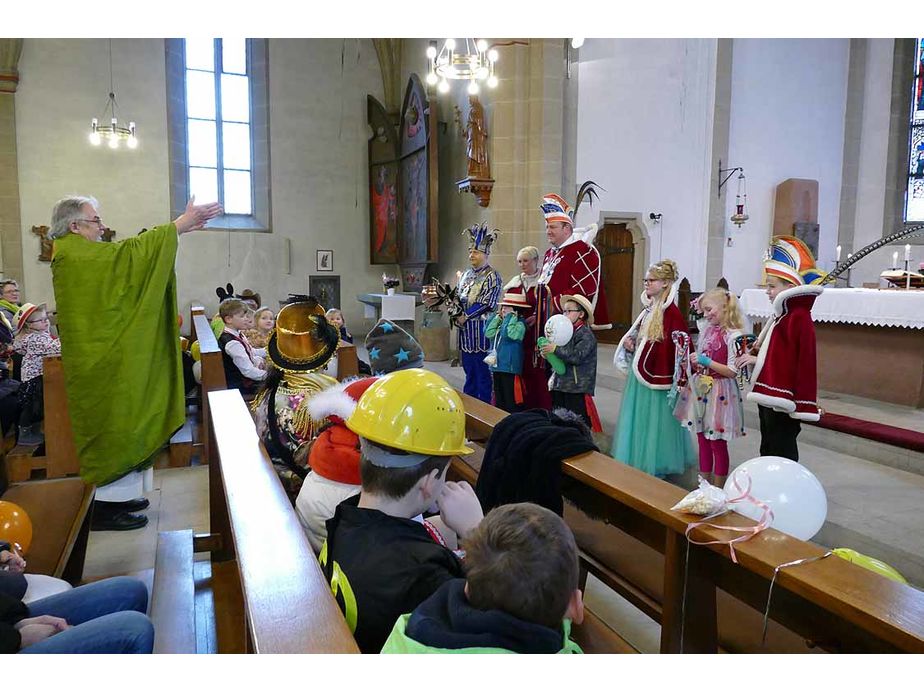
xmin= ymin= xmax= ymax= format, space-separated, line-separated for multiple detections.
xmin=456 ymin=94 xmax=495 ymax=208
xmin=32 ymin=225 xmax=53 ymax=262
xmin=464 ymin=95 xmax=490 ymax=179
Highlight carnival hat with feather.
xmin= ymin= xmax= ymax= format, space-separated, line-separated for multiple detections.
xmin=540 ymin=181 xmax=604 ymax=226
xmin=267 ymin=294 xmax=339 ymax=373
xmin=463 ymin=222 xmax=499 ymax=255
xmin=764 ymin=236 xmax=826 ymax=286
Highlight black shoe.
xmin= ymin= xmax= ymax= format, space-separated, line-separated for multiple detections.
xmin=91 ymin=511 xmax=149 ymax=532
xmin=96 ymin=498 xmax=151 ymax=513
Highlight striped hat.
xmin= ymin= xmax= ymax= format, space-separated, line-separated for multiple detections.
xmin=764 ymin=236 xmax=826 ymax=286
xmin=540 ymin=193 xmax=573 ymax=225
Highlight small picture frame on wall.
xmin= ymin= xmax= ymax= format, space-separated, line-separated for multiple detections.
xmin=317 ymin=249 xmax=333 ymax=272
xmin=309 ymin=275 xmax=341 ymax=312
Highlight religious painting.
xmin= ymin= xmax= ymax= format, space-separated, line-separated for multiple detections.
xmin=367 ymin=95 xmax=401 ymax=265
xmin=370 ymin=163 xmax=398 ymax=263
xmin=316 ymin=249 xmax=333 ymax=272
xmin=398 ymin=74 xmax=438 ymax=272
xmin=309 ymin=275 xmax=341 ymax=312
xmin=400 ymin=148 xmax=428 ymax=263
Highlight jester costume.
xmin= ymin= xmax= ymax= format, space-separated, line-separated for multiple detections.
xmin=747 ymin=237 xmax=825 ymax=462
xmin=252 ymin=296 xmax=340 ymax=501
xmin=457 ymin=224 xmax=502 ymax=403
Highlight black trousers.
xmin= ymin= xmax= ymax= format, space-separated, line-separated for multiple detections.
xmin=18 ymin=376 xmax=44 ymax=427
xmin=758 ymin=404 xmax=801 ymax=461
xmin=551 ymin=390 xmax=590 ymax=428
xmin=492 ymin=372 xmax=522 ymax=414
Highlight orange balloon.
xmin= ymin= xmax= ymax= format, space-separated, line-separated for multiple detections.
xmin=0 ymin=501 xmax=32 ymax=554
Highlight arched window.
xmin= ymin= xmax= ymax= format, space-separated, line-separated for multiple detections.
xmin=904 ymin=38 xmax=924 ymax=222
xmin=166 ymin=38 xmax=271 ymax=231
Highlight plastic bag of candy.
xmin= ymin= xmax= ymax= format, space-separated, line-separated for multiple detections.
xmin=671 ymin=475 xmax=728 ymax=516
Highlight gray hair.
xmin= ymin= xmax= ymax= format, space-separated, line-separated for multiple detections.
xmin=516 ymin=246 xmax=540 ymax=263
xmin=50 ymin=195 xmax=99 ymax=239
xmin=0 ymin=278 xmax=18 ymax=290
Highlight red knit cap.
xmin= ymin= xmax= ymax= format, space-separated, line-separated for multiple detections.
xmin=307 ymin=377 xmax=379 ymax=484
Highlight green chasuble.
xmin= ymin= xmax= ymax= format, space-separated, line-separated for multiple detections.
xmin=52 ymin=224 xmax=184 ymax=486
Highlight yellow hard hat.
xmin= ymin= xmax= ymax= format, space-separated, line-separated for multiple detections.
xmin=346 ymin=368 xmax=473 ymax=457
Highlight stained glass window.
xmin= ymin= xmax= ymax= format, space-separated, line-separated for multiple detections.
xmin=185 ymin=39 xmax=253 ymax=216
xmin=904 ymin=38 xmax=924 ymax=221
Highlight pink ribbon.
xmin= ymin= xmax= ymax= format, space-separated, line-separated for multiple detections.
xmin=684 ymin=469 xmax=774 ymax=564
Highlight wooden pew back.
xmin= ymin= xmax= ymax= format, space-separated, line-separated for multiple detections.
xmin=456 ymin=393 xmax=924 ymax=653
xmin=191 ymin=306 xmax=226 ymax=468
xmin=207 ymin=388 xmax=359 ymax=653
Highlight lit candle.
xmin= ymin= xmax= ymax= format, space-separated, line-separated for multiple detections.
xmin=836 ymin=245 xmax=842 ymax=262
xmin=892 ymin=251 xmax=899 ymax=268
xmin=906 ymin=244 xmax=912 ymax=262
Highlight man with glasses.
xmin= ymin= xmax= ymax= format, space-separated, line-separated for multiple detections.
xmin=49 ymin=195 xmax=221 ymax=531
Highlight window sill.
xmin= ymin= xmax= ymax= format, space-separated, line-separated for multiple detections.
xmin=201 ymin=214 xmax=271 ymax=233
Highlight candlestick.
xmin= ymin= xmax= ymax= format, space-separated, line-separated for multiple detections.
xmin=906 ymin=244 xmax=912 ymax=262
xmin=836 ymin=244 xmax=842 ymax=262
xmin=892 ymin=251 xmax=899 ymax=269
xmin=906 ymin=258 xmax=912 ymax=291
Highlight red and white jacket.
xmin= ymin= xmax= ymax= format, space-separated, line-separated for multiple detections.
xmin=614 ymin=281 xmax=688 ymax=390
xmin=537 ymin=233 xmax=611 ymax=327
xmin=747 ymin=284 xmax=822 ymax=422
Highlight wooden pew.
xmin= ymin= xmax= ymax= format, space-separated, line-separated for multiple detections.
xmin=191 ymin=306 xmax=227 ymax=468
xmin=4 ymin=356 xmax=81 ymax=483
xmin=206 ymin=388 xmax=359 ymax=652
xmin=0 ymin=457 xmax=94 ymax=584
xmin=453 ymin=393 xmax=924 ymax=654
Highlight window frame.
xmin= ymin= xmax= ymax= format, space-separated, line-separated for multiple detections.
xmin=166 ymin=38 xmax=272 ymax=232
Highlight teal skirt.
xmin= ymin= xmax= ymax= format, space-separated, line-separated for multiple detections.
xmin=610 ymin=369 xmax=696 ymax=477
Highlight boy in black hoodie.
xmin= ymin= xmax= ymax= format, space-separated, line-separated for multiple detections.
xmin=381 ymin=502 xmax=584 ymax=653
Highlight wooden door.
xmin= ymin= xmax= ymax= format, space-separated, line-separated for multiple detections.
xmin=594 ymin=223 xmax=634 ymax=344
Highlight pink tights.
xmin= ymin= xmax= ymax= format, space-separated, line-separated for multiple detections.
xmin=697 ymin=433 xmax=729 ymax=476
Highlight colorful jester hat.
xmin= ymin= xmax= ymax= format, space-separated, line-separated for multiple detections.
xmin=764 ymin=236 xmax=826 ymax=286
xmin=540 ymin=181 xmax=603 ymax=226
xmin=464 ymin=222 xmax=499 ymax=255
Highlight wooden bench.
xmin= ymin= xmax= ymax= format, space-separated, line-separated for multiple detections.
xmin=452 ymin=393 xmax=924 ymax=654
xmin=0 ymin=460 xmax=93 ymax=584
xmin=4 ymin=356 xmax=81 ymax=483
xmin=205 ymin=389 xmax=358 ymax=652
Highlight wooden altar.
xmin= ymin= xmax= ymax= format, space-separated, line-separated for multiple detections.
xmin=739 ymin=288 xmax=924 ymax=408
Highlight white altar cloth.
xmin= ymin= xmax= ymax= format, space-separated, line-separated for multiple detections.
xmin=738 ymin=287 xmax=924 ymax=330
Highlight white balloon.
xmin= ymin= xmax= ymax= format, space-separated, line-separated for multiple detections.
xmin=723 ymin=456 xmax=827 ymax=541
xmin=544 ymin=314 xmax=574 ymax=346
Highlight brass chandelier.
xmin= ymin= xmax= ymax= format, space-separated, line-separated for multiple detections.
xmin=426 ymin=39 xmax=498 ymax=95
xmin=88 ymin=39 xmax=138 ymax=150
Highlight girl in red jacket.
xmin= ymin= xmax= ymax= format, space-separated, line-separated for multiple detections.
xmin=735 ymin=236 xmax=824 ymax=462
xmin=611 ymin=259 xmax=696 ymax=477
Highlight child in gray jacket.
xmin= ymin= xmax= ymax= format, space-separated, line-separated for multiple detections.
xmin=540 ymin=294 xmax=601 ymax=432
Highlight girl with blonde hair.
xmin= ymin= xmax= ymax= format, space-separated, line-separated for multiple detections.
xmin=673 ymin=288 xmax=746 ymax=487
xmin=611 ymin=260 xmax=696 ymax=477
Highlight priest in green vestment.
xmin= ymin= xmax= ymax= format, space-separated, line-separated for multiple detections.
xmin=49 ymin=195 xmax=221 ymax=531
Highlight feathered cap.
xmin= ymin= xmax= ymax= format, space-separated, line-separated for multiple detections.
xmin=464 ymin=222 xmax=499 ymax=255
xmin=764 ymin=236 xmax=826 ymax=286
xmin=266 ymin=295 xmax=339 ymax=373
xmin=540 ymin=181 xmax=603 ymax=225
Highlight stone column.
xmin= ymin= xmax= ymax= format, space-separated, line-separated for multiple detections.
xmin=0 ymin=39 xmax=24 ymax=287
